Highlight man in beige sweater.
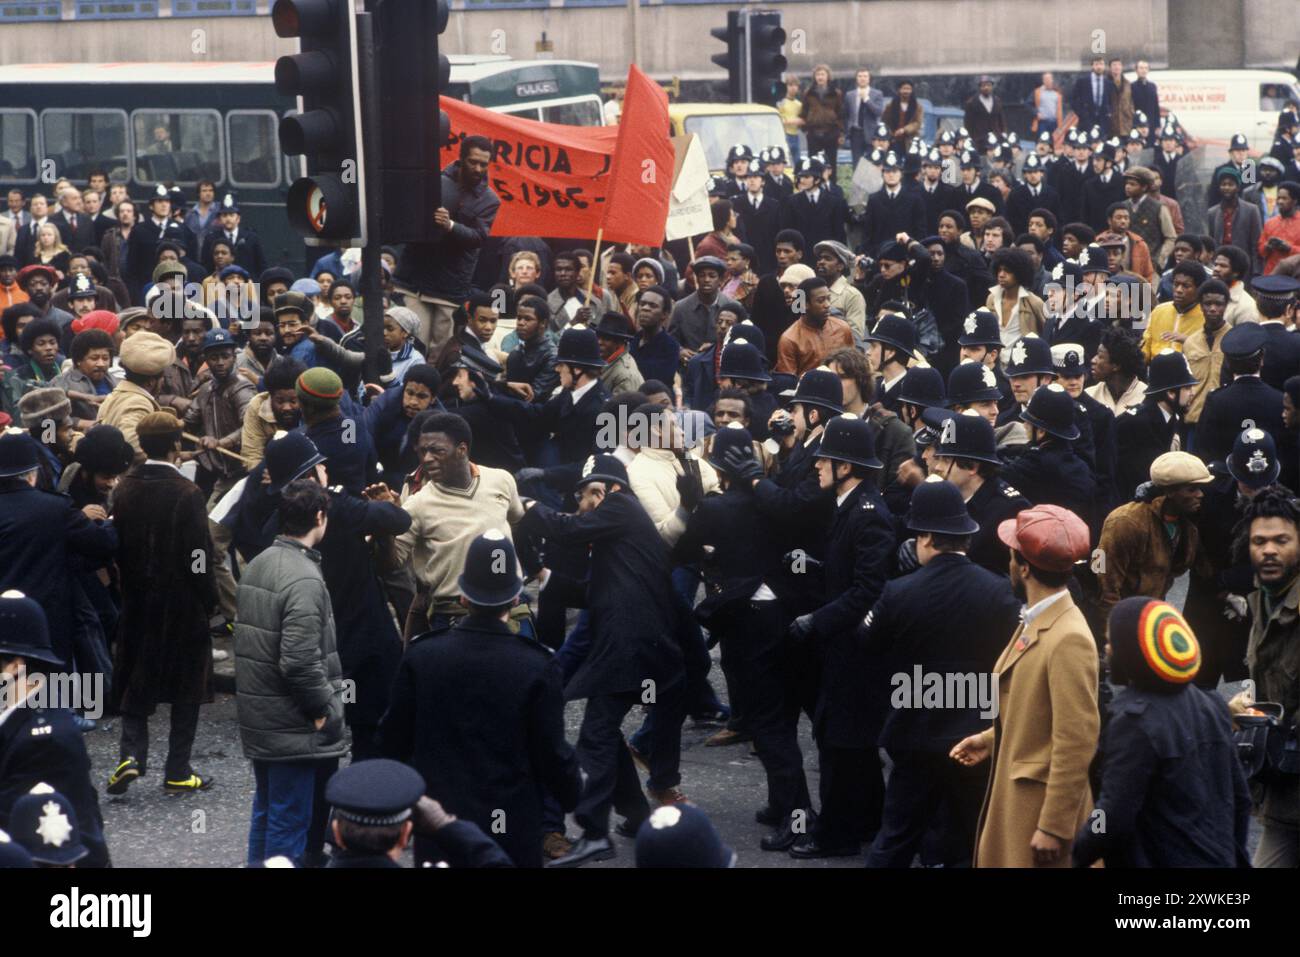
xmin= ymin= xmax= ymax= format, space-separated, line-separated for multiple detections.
xmin=383 ymin=411 xmax=525 ymax=637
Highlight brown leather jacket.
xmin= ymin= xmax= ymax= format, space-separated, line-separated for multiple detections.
xmin=1097 ymin=496 xmax=1213 ymax=614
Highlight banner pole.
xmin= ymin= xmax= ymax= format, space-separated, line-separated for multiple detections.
xmin=586 ymin=228 xmax=603 ymax=307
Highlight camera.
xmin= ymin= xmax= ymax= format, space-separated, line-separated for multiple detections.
xmin=770 ymin=415 xmax=796 ymax=438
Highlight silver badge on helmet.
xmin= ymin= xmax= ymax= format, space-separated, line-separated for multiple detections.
xmin=1247 ymin=450 xmax=1269 ymax=474
xmin=964 ymin=313 xmax=978 ymax=335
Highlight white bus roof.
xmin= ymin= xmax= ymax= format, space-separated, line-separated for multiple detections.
xmin=0 ymin=57 xmax=593 ymax=86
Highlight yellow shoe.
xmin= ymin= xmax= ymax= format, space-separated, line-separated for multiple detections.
xmin=163 ymin=773 xmax=212 ymax=793
xmin=106 ymin=757 xmax=140 ymax=795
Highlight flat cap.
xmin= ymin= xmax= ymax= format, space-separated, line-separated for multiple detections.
xmin=118 ymin=330 xmax=176 ymax=376
xmin=1150 ymin=450 xmax=1213 ymax=487
xmin=136 ymin=409 xmax=183 ymax=437
xmin=997 ymin=504 xmax=1091 ymax=572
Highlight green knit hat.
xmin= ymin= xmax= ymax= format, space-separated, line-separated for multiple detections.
xmin=296 ymin=367 xmax=344 ymax=404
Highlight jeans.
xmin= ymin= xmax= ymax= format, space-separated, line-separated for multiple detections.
xmin=786 ymin=133 xmax=802 ymax=166
xmin=248 ymin=759 xmax=325 ymax=866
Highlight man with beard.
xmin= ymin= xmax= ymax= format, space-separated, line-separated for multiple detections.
xmin=15 ymin=265 xmax=73 ymax=331
xmin=1115 ymin=350 xmax=1199 ymax=501
xmin=1096 ymin=452 xmax=1214 ymax=617
xmin=235 ymin=307 xmax=278 ymax=388
xmin=239 ymin=357 xmax=305 ymax=470
xmin=1238 ymin=487 xmax=1300 ymax=866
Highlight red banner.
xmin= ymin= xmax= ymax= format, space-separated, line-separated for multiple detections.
xmin=599 ymin=64 xmax=673 ymax=246
xmin=439 ymin=96 xmax=617 ymax=238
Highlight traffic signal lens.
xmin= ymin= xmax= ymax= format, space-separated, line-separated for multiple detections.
xmin=271 ymin=0 xmax=299 ymax=37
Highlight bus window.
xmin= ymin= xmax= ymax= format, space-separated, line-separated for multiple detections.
xmin=227 ymin=110 xmax=280 ymax=187
xmin=132 ymin=110 xmax=223 ymax=185
xmin=40 ymin=109 xmax=128 ymax=183
xmin=540 ymin=99 xmax=603 ymax=127
xmin=0 ymin=110 xmax=38 ymax=182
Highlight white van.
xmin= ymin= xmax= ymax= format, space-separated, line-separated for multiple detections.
xmin=1130 ymin=69 xmax=1300 ymax=147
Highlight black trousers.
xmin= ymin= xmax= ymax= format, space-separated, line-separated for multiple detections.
xmin=119 ymin=702 xmax=201 ymax=781
xmin=814 ymin=746 xmax=883 ymax=848
xmin=864 ymin=748 xmax=987 ymax=868
xmin=721 ymin=600 xmax=811 ymax=816
xmin=574 ymin=691 xmax=651 ymax=839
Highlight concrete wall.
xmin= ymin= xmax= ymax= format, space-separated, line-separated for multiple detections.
xmin=0 ymin=0 xmax=1295 ymax=80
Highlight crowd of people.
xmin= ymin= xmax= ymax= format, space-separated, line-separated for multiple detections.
xmin=0 ymin=76 xmax=1299 ymax=871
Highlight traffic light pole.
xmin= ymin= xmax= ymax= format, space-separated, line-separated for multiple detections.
xmin=355 ymin=10 xmax=389 ymax=387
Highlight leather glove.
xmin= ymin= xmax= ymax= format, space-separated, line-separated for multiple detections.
xmin=896 ymin=537 xmax=920 ymax=573
xmin=1133 ymin=480 xmax=1158 ymax=503
xmin=788 ymin=613 xmax=814 ymax=641
xmin=515 ymin=467 xmax=545 ymax=484
xmin=721 ymin=445 xmax=764 ymax=484
xmin=676 ymin=463 xmax=704 ymax=511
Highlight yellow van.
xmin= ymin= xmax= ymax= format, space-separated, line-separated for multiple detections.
xmin=669 ymin=103 xmax=789 ymax=177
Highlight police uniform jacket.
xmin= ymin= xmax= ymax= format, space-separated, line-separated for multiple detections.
xmin=1196 ymin=375 xmax=1284 ymax=467
xmin=752 ymin=432 xmax=837 ymax=610
xmin=201 ymin=226 xmax=266 ymax=276
xmin=1259 ymin=323 xmax=1300 ymax=392
xmin=736 ymin=193 xmax=783 ymax=274
xmin=492 ymin=380 xmax=609 ymax=492
xmin=862 ymin=185 xmax=926 ymax=257
xmin=1006 ymin=182 xmax=1062 ymax=238
xmin=998 ymin=440 xmax=1095 ymax=524
xmin=778 ymin=187 xmax=848 ymax=250
xmin=0 ymin=482 xmax=118 ymax=671
xmin=916 ymin=181 xmax=961 ymax=236
xmin=125 ymin=216 xmax=196 ymax=302
xmin=810 ymin=480 xmax=896 ymax=748
xmin=378 ymin=614 xmax=581 ymax=868
xmin=1080 ymin=389 xmax=1120 ymax=522
xmin=862 ymin=551 xmax=1023 ymax=751
xmin=964 ymin=477 xmax=1031 ymax=575
xmin=327 ymin=819 xmax=514 ymax=868
xmin=1081 ymin=172 xmax=1127 ymax=232
xmin=1053 ymin=161 xmax=1093 ymax=225
xmin=1114 ymin=398 xmax=1185 ymax=501
xmin=517 ymin=491 xmax=684 ymax=701
xmin=0 ymin=701 xmax=110 ymax=867
xmin=1073 ymin=685 xmax=1250 ymax=867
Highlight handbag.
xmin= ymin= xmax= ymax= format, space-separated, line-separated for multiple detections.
xmin=1234 ymin=702 xmax=1300 ymax=785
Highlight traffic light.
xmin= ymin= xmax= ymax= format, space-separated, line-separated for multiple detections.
xmin=273 ymin=0 xmax=366 ymax=245
xmin=711 ymin=10 xmax=742 ymax=103
xmin=374 ymin=0 xmax=450 ymax=242
xmin=747 ymin=11 xmax=786 ymax=105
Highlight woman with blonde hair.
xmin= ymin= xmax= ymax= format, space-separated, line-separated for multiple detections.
xmin=34 ymin=222 xmax=70 ymax=276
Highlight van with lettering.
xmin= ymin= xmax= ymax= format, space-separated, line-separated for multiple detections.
xmin=1130 ymin=69 xmax=1300 ymax=148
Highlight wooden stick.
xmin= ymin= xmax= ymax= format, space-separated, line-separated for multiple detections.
xmin=585 ymin=227 xmax=603 ymax=305
xmin=687 ymin=235 xmax=695 ymax=262
xmin=181 ymin=431 xmax=244 ymax=463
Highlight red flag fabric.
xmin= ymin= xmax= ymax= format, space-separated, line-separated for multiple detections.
xmin=598 ymin=64 xmax=673 ymax=245
xmin=438 ymin=96 xmax=617 ymax=238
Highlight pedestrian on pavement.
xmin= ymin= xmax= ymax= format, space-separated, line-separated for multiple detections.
xmin=1073 ymin=598 xmax=1251 ymax=867
xmin=106 ymin=410 xmax=217 ymax=796
xmin=235 ymin=478 xmax=347 ymax=866
xmin=951 ymin=504 xmax=1100 ymax=868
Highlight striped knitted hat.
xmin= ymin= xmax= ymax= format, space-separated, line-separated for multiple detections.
xmin=296 ymin=367 xmax=344 ymax=404
xmin=1108 ymin=597 xmax=1201 ymax=691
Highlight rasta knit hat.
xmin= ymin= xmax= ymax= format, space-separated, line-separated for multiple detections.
xmin=1107 ymin=597 xmax=1201 ymax=691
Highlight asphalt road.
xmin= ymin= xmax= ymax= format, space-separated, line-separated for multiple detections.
xmin=84 ymin=654 xmax=857 ymax=869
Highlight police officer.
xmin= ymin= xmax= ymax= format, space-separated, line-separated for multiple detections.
xmin=956 ymin=309 xmax=1010 ymax=402
xmin=635 ymin=803 xmax=736 ymax=868
xmin=1197 ymin=322 xmax=1284 ymax=466
xmin=0 ymin=592 xmax=110 ymax=868
xmin=785 ymin=414 xmax=895 ymax=859
xmin=1249 ymin=274 xmax=1300 ymax=391
xmin=378 ymin=530 xmax=581 ymax=868
xmin=1001 ymin=383 xmax=1095 ymax=521
xmin=999 ymin=334 xmax=1096 ymax=471
xmin=520 ymin=455 xmax=687 ymax=868
xmin=947 ymin=359 xmax=1006 ymax=427
xmin=126 ymin=183 xmax=195 ymax=303
xmin=1115 ymin=349 xmax=1199 ymax=501
xmin=896 ymin=365 xmax=948 ymax=435
xmin=715 ymin=339 xmax=777 ymax=441
xmin=862 ymin=479 xmax=1023 ymax=867
xmin=931 ymin=411 xmax=1031 ymax=575
xmin=866 ymin=314 xmax=921 ymax=413
xmin=1053 ymin=341 xmax=1119 ymax=523
xmin=676 ymin=423 xmax=813 ymax=850
xmin=324 ymin=758 xmax=513 ymax=868
xmin=8 ymin=784 xmax=88 ymax=867
xmin=201 ymin=193 xmax=265 ymax=276
xmin=719 ymin=144 xmax=755 ymax=199
xmin=724 ymin=369 xmax=843 ymax=620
